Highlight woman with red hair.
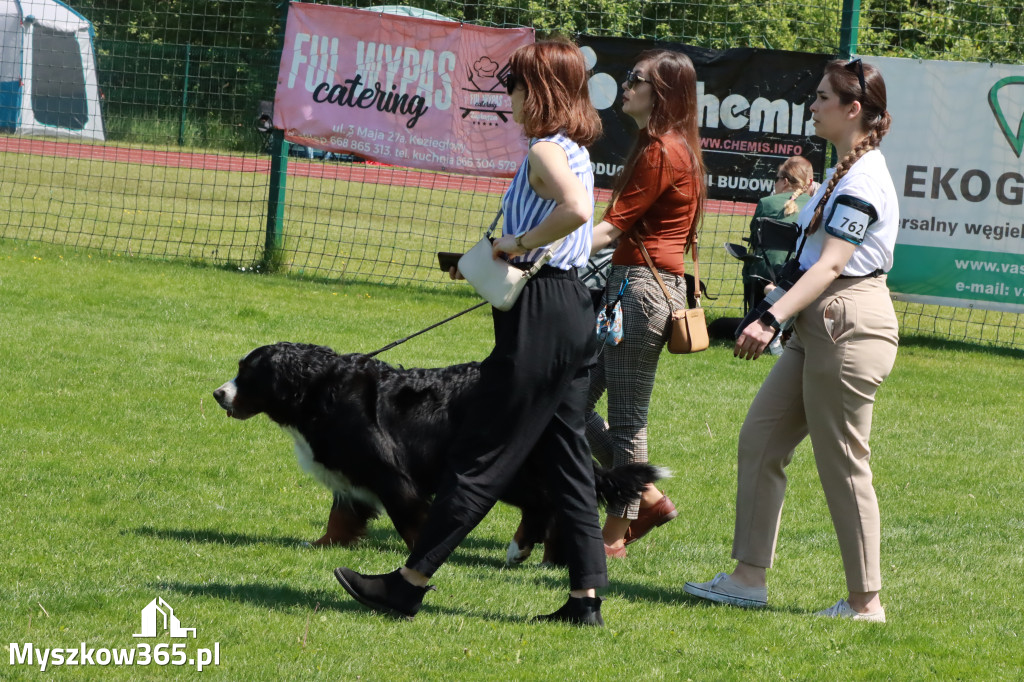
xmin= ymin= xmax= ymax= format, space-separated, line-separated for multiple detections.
xmin=335 ymin=39 xmax=608 ymax=626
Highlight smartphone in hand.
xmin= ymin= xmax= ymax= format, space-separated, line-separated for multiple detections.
xmin=437 ymin=252 xmax=462 ymax=271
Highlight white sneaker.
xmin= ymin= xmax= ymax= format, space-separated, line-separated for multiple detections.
xmin=814 ymin=599 xmax=886 ymax=623
xmin=684 ymin=572 xmax=767 ymax=608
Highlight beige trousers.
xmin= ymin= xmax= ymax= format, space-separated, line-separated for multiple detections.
xmin=732 ymin=275 xmax=898 ymax=592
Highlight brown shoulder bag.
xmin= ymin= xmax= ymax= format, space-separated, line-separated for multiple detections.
xmin=632 ymin=235 xmax=709 ymax=354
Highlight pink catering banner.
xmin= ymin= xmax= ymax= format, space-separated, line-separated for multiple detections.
xmin=274 ymin=3 xmax=533 ymax=177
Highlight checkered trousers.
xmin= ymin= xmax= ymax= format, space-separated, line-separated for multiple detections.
xmin=585 ymin=264 xmax=688 ymax=519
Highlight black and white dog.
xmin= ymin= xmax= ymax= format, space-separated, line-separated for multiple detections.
xmin=213 ymin=342 xmax=664 ymax=565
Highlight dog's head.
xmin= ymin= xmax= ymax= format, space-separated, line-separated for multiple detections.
xmin=213 ymin=342 xmax=339 ymax=421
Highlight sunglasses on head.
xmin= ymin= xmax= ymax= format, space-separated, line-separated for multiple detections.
xmin=624 ymin=70 xmax=649 ymax=89
xmin=845 ymin=58 xmax=866 ymax=97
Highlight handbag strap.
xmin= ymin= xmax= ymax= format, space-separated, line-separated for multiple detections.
xmin=630 ymin=233 xmax=702 ymax=310
xmin=484 ymin=208 xmax=503 ymax=239
xmin=485 ymin=206 xmax=565 ymax=278
xmin=690 ymin=241 xmax=701 ymax=303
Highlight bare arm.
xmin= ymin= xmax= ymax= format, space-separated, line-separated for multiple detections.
xmin=591 ymin=219 xmax=623 ymax=255
xmin=491 ymin=141 xmax=592 ymax=259
xmin=733 ymin=235 xmax=857 ymax=360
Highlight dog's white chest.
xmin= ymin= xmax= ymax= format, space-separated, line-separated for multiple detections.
xmin=282 ymin=426 xmax=381 ymax=508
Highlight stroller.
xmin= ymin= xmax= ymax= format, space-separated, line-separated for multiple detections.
xmin=724 ymin=217 xmax=801 ymax=314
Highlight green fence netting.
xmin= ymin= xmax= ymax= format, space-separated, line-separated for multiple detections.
xmin=1 ymin=0 xmax=1022 ymax=348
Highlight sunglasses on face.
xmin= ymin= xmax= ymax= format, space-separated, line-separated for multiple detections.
xmin=845 ymin=58 xmax=866 ymax=97
xmin=505 ymin=72 xmax=521 ymax=95
xmin=624 ymin=70 xmax=649 ymax=89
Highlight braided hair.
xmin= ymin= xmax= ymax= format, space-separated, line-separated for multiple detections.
xmin=778 ymin=155 xmax=815 ymax=216
xmin=807 ymin=59 xmax=891 ymax=234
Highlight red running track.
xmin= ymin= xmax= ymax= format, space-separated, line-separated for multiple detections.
xmin=0 ymin=136 xmax=755 ymax=216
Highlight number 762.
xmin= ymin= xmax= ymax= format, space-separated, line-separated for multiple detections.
xmin=840 ymin=216 xmax=864 ymax=234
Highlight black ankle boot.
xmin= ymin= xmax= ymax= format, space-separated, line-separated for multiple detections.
xmin=334 ymin=567 xmax=434 ymax=620
xmin=533 ymin=596 xmax=604 ymax=626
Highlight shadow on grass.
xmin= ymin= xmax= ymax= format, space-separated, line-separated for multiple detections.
xmin=362 ymin=526 xmax=510 ymax=554
xmin=130 ymin=526 xmax=308 ymax=548
xmin=515 ymin=570 xmax=699 ymax=605
xmin=607 ymin=579 xmax=809 ymax=616
xmin=336 ymin=527 xmax=512 ymax=569
xmin=156 ymin=580 xmax=524 ymax=623
xmin=513 ymin=570 xmax=810 ymax=616
xmin=157 ymin=580 xmax=352 ymax=612
xmin=130 ymin=525 xmax=414 ymax=553
xmin=360 ymin=528 xmax=511 ymax=571
xmin=130 ymin=525 xmax=511 ymax=569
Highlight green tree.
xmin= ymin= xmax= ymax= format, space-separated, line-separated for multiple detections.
xmin=859 ymin=0 xmax=1024 ymax=62
xmin=57 ymin=0 xmax=1023 ymax=150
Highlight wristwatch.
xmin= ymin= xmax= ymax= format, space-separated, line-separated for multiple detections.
xmin=515 ymin=234 xmax=526 ymax=250
xmin=759 ymin=310 xmax=782 ymax=331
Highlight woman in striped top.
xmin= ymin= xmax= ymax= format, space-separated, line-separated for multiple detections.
xmin=335 ymin=39 xmax=609 ymax=626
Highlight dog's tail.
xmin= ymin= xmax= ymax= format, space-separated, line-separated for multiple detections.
xmin=592 ymin=462 xmax=670 ymax=510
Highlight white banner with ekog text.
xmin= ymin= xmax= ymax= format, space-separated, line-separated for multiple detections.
xmin=877 ymin=55 xmax=1024 ymax=312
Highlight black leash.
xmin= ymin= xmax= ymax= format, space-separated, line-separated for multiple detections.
xmin=364 ymin=256 xmax=612 ymax=358
xmin=365 ymin=301 xmax=488 ymax=358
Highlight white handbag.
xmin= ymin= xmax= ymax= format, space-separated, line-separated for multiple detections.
xmin=458 ymin=210 xmax=560 ymax=311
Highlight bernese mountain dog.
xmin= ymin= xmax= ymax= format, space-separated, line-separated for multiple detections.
xmin=213 ymin=342 xmax=664 ymax=565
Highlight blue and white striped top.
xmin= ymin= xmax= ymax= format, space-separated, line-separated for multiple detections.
xmin=500 ymin=133 xmax=594 ymax=270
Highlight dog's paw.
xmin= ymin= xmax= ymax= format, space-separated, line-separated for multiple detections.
xmin=505 ymin=539 xmax=533 ymax=567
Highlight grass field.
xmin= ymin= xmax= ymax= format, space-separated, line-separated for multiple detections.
xmin=5 ymin=138 xmax=1023 ymax=350
xmin=1 ymin=241 xmax=1022 ymax=680
xmin=0 ymin=141 xmax=753 ymax=297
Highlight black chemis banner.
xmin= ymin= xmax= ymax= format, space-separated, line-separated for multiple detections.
xmin=578 ymin=36 xmax=830 ymax=202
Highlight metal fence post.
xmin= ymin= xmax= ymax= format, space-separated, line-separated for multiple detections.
xmin=178 ymin=42 xmax=191 ymax=147
xmin=263 ymin=3 xmax=290 ymax=271
xmin=825 ymin=0 xmax=863 ymax=168
xmin=839 ymin=0 xmax=861 ymax=59
xmin=264 ymin=129 xmax=288 ymax=271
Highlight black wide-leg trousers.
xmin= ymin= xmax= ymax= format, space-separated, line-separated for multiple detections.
xmin=406 ymin=268 xmax=608 ymax=591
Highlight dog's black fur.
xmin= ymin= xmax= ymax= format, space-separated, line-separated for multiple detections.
xmin=213 ymin=342 xmax=664 ymax=564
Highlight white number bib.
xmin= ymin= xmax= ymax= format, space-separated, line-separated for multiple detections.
xmin=824 ymin=195 xmax=877 ymax=245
